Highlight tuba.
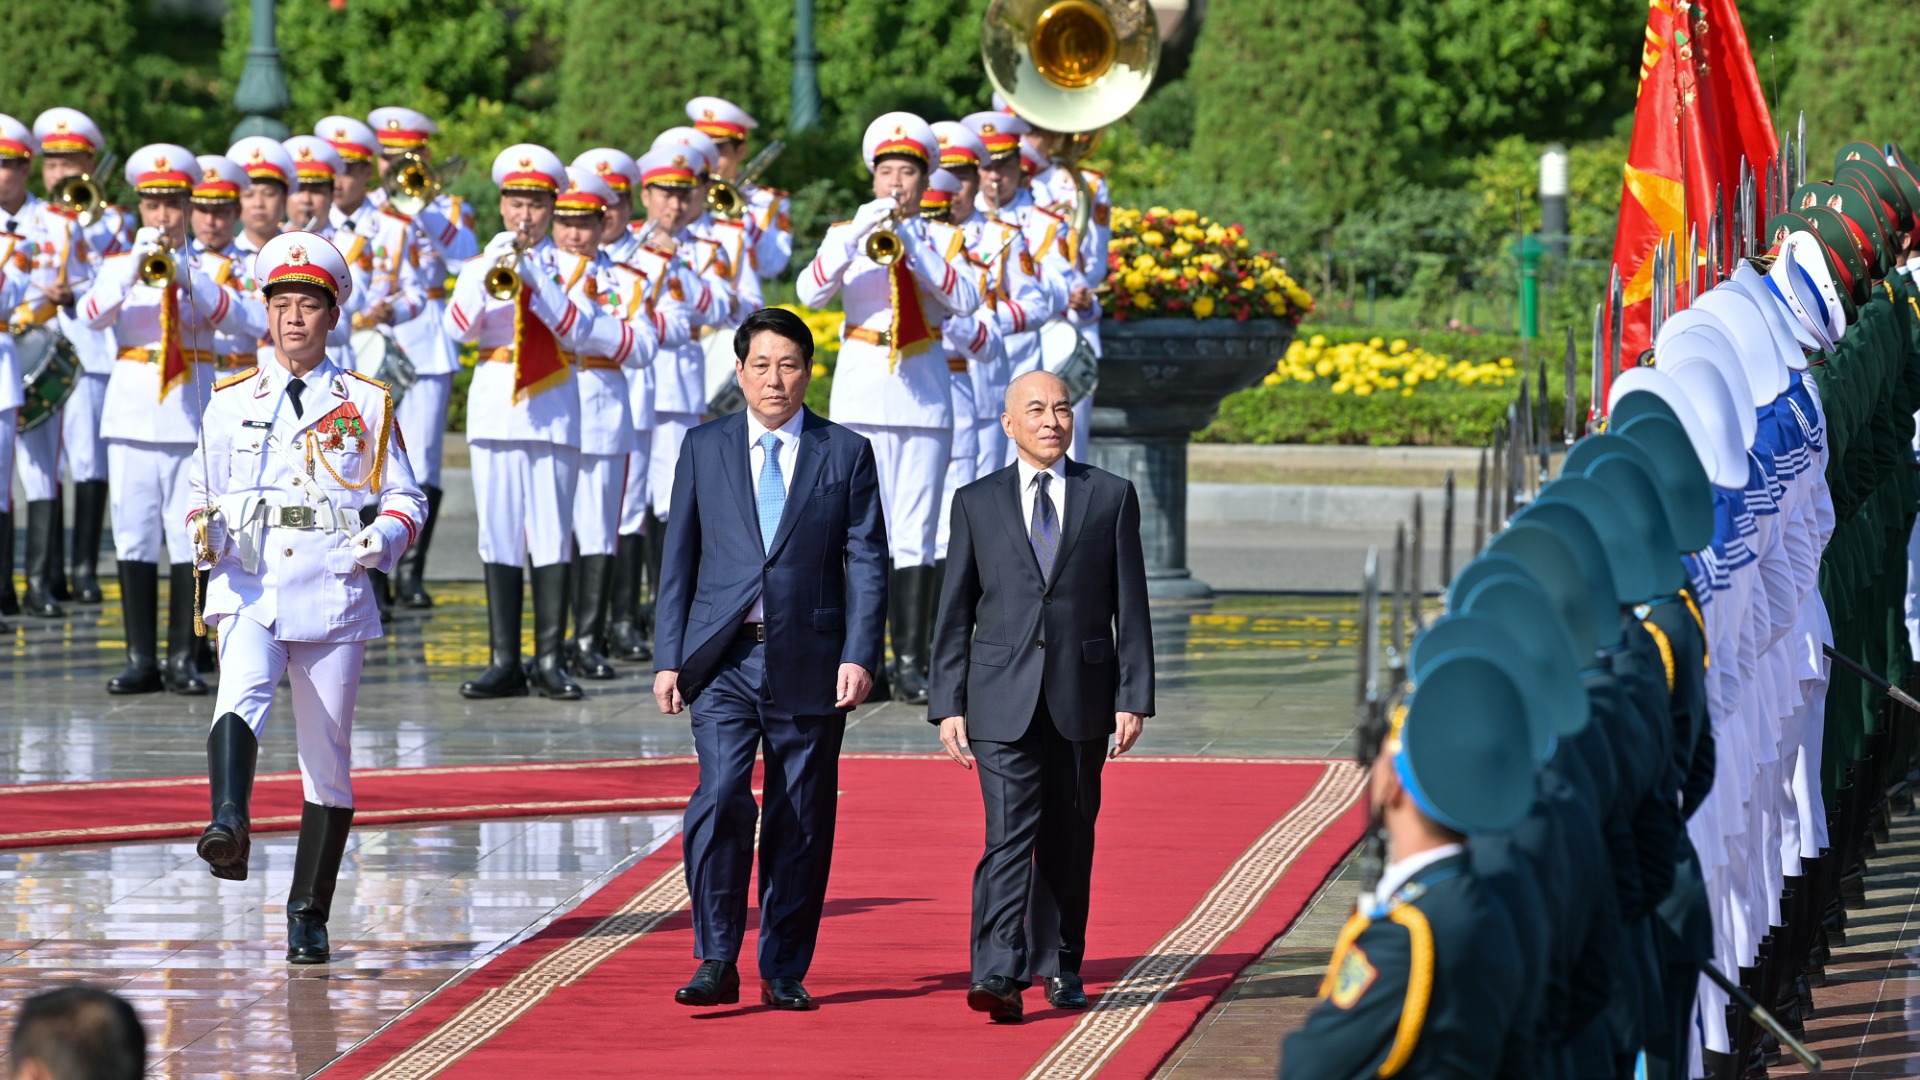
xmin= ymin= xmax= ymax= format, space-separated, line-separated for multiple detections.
xmin=706 ymin=139 xmax=785 ymax=221
xmin=982 ymin=0 xmax=1159 ymax=255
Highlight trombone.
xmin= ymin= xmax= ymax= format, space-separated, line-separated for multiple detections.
xmin=483 ymin=239 xmax=531 ymax=300
xmin=706 ymin=139 xmax=786 ymax=220
xmin=382 ymin=151 xmax=467 ymax=217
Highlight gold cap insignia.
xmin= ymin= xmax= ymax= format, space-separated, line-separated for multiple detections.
xmin=54 ymin=121 xmax=69 ymax=134
xmin=594 ymin=160 xmax=611 ymax=175
xmin=153 ymin=155 xmax=170 ymax=171
xmin=518 ymin=156 xmax=532 ymax=168
xmin=702 ymin=109 xmax=715 ymax=120
xmin=982 ymin=123 xmax=998 ymax=136
xmin=287 ymin=244 xmax=308 ymax=265
xmin=386 ymin=118 xmax=401 ymax=129
xmin=672 ymin=154 xmax=688 ymax=169
xmin=1799 ymin=192 xmax=1817 ymax=210
xmin=1846 ymin=151 xmax=1862 ymax=161
xmin=248 ymin=150 xmax=264 ymax=163
xmin=202 ymin=167 xmax=220 ymax=182
xmin=1827 ymin=195 xmax=1846 ymax=211
xmin=297 ymin=146 xmax=314 ymax=161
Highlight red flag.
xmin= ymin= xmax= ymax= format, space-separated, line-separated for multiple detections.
xmin=1606 ymin=0 xmax=1777 ymax=379
xmin=158 ymin=282 xmax=188 ymax=403
xmin=885 ymin=260 xmax=936 ymax=371
xmin=510 ymin=287 xmax=568 ymax=403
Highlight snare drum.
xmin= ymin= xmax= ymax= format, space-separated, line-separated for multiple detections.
xmin=350 ymin=328 xmax=417 ymax=405
xmin=1037 ymin=319 xmax=1098 ymax=405
xmin=16 ymin=325 xmax=80 ymax=433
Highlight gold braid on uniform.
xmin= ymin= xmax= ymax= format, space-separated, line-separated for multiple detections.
xmin=1641 ymin=619 xmax=1677 ymax=693
xmin=1377 ymin=906 xmax=1434 ymax=1077
xmin=1680 ymin=587 xmax=1709 ymax=668
xmin=313 ymin=379 xmax=392 ymax=492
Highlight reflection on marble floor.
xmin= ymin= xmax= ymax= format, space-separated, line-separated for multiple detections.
xmin=0 ymin=584 xmax=1370 ymax=1076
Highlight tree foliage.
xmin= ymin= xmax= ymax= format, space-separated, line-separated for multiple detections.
xmin=1782 ymin=3 xmax=1920 ymax=171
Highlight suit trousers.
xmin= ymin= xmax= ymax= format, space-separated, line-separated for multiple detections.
xmin=969 ymin=696 xmax=1106 ymax=985
xmin=684 ymin=636 xmax=847 ymax=980
xmin=211 ymin=613 xmax=364 ymax=808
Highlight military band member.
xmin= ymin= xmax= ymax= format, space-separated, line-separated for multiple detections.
xmin=1023 ymin=138 xmax=1106 ymax=460
xmin=549 ymin=166 xmax=665 ymax=679
xmin=0 ymin=112 xmax=67 ymax=619
xmin=78 ymin=144 xmax=266 ymax=695
xmin=277 ymin=136 xmax=375 ymax=366
xmin=189 ymin=156 xmax=262 ymax=371
xmin=367 ymin=106 xmax=479 ymax=609
xmin=227 ymin=136 xmax=293 ymax=260
xmin=0 ymin=175 xmax=31 ymax=632
xmin=796 ymin=112 xmax=983 ymax=703
xmin=188 ymin=230 xmax=427 ymax=965
xmin=688 ymin=95 xmax=792 ymax=279
xmin=650 ymin=125 xmax=763 ymax=323
xmin=446 ymin=145 xmax=601 ymax=701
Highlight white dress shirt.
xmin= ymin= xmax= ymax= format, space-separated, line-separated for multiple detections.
xmin=1015 ymin=454 xmax=1068 ymax=537
xmin=1370 ymin=841 xmax=1465 ymax=914
xmin=745 ymin=407 xmax=804 ymax=623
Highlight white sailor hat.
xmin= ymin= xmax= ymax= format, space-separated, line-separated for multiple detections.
xmin=33 ymin=108 xmax=104 ymax=156
xmin=316 ymin=116 xmax=379 ymax=164
xmin=636 ymin=147 xmax=700 ymax=190
xmin=1608 ymin=367 xmax=1725 ymax=485
xmin=573 ymin=148 xmax=639 ymax=195
xmin=1725 ymin=262 xmax=1811 ymax=371
xmin=124 ymin=144 xmax=198 ymax=197
xmin=282 ymin=136 xmax=344 ymax=186
xmin=254 ymin=230 xmax=353 ymax=305
xmin=1661 ymin=358 xmax=1753 ymax=487
xmin=1769 ymin=233 xmax=1845 ymax=352
xmin=557 ymin=166 xmax=615 ymax=217
xmin=1656 ymin=308 xmax=1767 ymax=408
xmin=228 ymin=136 xmax=295 ymax=188
xmin=961 ymin=111 xmax=1028 ymax=161
xmin=931 ymin=121 xmax=988 ymax=170
xmin=367 ymin=106 xmax=439 ymax=152
xmin=862 ymin=112 xmax=937 ymax=174
xmin=686 ymin=96 xmax=758 ymax=142
xmin=491 ymin=144 xmax=566 ymax=194
xmin=650 ymin=128 xmax=718 ymax=177
xmin=191 ymin=155 xmax=250 ymax=206
xmin=0 ymin=115 xmax=32 ymax=161
xmin=1656 ymin=325 xmax=1758 ymax=456
xmin=1692 ymin=285 xmax=1791 ymax=400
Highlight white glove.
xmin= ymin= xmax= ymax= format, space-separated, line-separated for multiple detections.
xmin=892 ymin=213 xmax=927 ymax=249
xmin=130 ymin=226 xmax=165 ymax=267
xmin=351 ymin=523 xmax=387 ymax=570
xmin=484 ymin=230 xmax=522 ymax=257
xmin=852 ymin=197 xmax=897 ymax=240
xmin=193 ymin=509 xmax=227 ymax=570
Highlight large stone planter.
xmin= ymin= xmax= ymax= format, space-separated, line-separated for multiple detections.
xmin=1089 ymin=317 xmax=1297 ymax=599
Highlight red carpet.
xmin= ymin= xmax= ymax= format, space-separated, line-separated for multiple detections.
xmin=0 ymin=757 xmax=700 ymax=850
xmin=329 ymin=755 xmax=1365 ymax=1080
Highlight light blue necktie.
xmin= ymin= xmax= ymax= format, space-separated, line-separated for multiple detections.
xmin=757 ymin=431 xmax=785 ymax=552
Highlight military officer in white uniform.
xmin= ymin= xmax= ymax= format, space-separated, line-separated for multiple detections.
xmin=78 ymin=144 xmax=267 ymax=695
xmin=688 ymin=95 xmax=792 ymax=279
xmin=650 ymin=125 xmax=763 ymax=322
xmin=445 ymin=144 xmax=602 ymax=701
xmin=276 ymin=136 xmax=375 ymax=366
xmin=188 ymin=230 xmax=428 ymax=965
xmin=189 ymin=156 xmax=263 ymax=370
xmin=796 ymin=112 xmax=982 ymax=703
xmin=227 ymin=136 xmax=292 ymax=260
xmin=366 ymin=107 xmax=479 ymax=609
xmin=0 ymin=162 xmax=31 ymax=632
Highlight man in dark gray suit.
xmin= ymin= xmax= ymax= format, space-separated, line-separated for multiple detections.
xmin=929 ymin=369 xmax=1154 ymax=1023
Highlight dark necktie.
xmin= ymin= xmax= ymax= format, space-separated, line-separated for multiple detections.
xmin=287 ymin=377 xmax=306 ymax=419
xmin=1030 ymin=472 xmax=1058 ymax=578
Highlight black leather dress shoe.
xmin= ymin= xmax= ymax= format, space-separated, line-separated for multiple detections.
xmin=966 ymin=975 xmax=1024 ymax=1023
xmin=761 ymin=977 xmax=816 ymax=1010
xmin=1045 ymin=973 xmax=1089 ymax=1009
xmin=675 ymin=960 xmax=740 ymax=1006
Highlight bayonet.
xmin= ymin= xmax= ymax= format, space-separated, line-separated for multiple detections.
xmin=1409 ymin=495 xmax=1425 ymax=632
xmin=1711 ymin=184 xmax=1724 ymax=282
xmin=1388 ymin=524 xmax=1407 ymax=691
xmin=1590 ymin=300 xmax=1604 ymax=432
xmin=1686 ymin=222 xmax=1699 ymax=304
xmin=1440 ymin=469 xmax=1456 ymax=589
xmin=1796 ymin=111 xmax=1806 ymax=189
xmin=1474 ymin=445 xmax=1489 ymax=553
xmin=1564 ymin=325 xmax=1579 ymax=446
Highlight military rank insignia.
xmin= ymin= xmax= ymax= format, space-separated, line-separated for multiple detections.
xmin=1330 ymin=945 xmax=1376 ymax=1009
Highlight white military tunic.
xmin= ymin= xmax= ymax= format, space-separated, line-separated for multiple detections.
xmin=565 ymin=247 xmax=666 ymax=556
xmin=0 ymin=234 xmax=30 ymax=512
xmin=603 ymin=231 xmax=699 ymax=536
xmin=640 ymin=225 xmax=736 ymax=523
xmin=365 ymin=189 xmax=478 ymax=489
xmin=10 ymin=194 xmax=115 ymax=497
xmin=958 ymin=214 xmax=1049 ymax=475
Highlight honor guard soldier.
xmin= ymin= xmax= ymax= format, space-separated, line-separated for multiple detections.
xmin=1280 ymin=655 xmax=1529 ymax=1079
xmin=189 ymin=156 xmax=263 ymax=371
xmin=446 ymin=144 xmax=602 ymax=701
xmin=797 ymin=112 xmax=983 ymax=703
xmin=0 ymin=149 xmax=31 ymax=630
xmin=277 ymin=136 xmax=375 ymax=365
xmin=227 ymin=136 xmax=293 ymax=260
xmin=366 ymin=107 xmax=478 ymax=609
xmin=687 ymin=95 xmax=792 ymax=279
xmin=188 ymin=230 xmax=427 ymax=965
xmin=78 ymin=144 xmax=266 ymax=695
xmin=548 ymin=166 xmax=666 ymax=679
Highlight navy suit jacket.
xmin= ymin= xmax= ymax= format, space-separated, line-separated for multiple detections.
xmin=652 ymin=408 xmax=888 ymax=716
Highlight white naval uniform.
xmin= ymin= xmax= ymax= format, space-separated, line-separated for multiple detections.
xmin=444 ymin=235 xmax=599 ymax=567
xmin=798 ymin=215 xmax=982 ymax=567
xmin=79 ymin=243 xmax=266 ymax=564
xmin=0 ymin=236 xmax=30 ymax=512
xmin=10 ymin=195 xmax=116 ymax=498
xmin=191 ymin=358 xmax=428 ymax=807
xmin=566 ymin=249 xmax=665 ymax=557
xmin=364 ymin=189 xmax=478 ymax=489
xmin=745 ymin=183 xmax=792 ymax=279
xmin=958 ymin=214 xmax=1048 ymax=476
xmin=643 ymin=226 xmax=736 ymax=523
xmin=1031 ymin=164 xmax=1112 ymax=460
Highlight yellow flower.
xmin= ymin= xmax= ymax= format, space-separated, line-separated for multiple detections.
xmin=1180 ymin=225 xmax=1205 ymax=243
xmin=1240 ymin=278 xmax=1257 ymax=291
xmin=1193 ymin=296 xmax=1215 ymax=318
xmin=1143 ymin=230 xmax=1165 ymax=248
xmin=1309 ymin=334 xmax=1328 ymax=347
xmin=1124 ymin=271 xmax=1147 ymax=292
xmin=811 ymin=363 xmax=828 ymax=379
xmin=1236 ymin=238 xmax=1249 ymax=249
xmin=1313 ymin=359 xmax=1335 ymax=377
xmin=1172 ymin=208 xmax=1198 ymax=224
xmin=1130 ymin=291 xmax=1152 ymax=309
xmin=1389 ymin=338 xmax=1407 ymax=354
xmin=1132 ymin=253 xmax=1157 ymax=271
xmin=1265 ymin=290 xmax=1286 ymax=308
xmin=1262 ymin=372 xmax=1282 ymax=386
xmin=1368 ymin=337 xmax=1385 ymax=349
xmin=1198 ymin=270 xmax=1218 ymax=286
xmin=1353 ymin=383 xmax=1374 ymax=396
xmin=1205 ymin=224 xmax=1228 ymax=243
xmin=1147 ymin=205 xmax=1171 ymax=218
xmin=1170 ymin=239 xmax=1193 ymax=258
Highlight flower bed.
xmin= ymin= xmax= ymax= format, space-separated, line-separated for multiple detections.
xmin=1106 ymin=207 xmax=1313 ymax=323
xmin=1267 ymin=334 xmax=1517 ymax=397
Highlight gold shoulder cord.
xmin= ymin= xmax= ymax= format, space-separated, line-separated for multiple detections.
xmin=312 ymin=387 xmax=392 ymax=492
xmin=1377 ymin=905 xmax=1434 ymax=1077
xmin=1641 ymin=619 xmax=1676 ymax=693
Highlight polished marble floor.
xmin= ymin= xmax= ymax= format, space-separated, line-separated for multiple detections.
xmin=0 ymin=580 xmax=1369 ymax=1076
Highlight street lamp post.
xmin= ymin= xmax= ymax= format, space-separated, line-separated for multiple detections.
xmin=232 ymin=0 xmax=291 ymax=143
xmin=790 ymin=0 xmax=821 ymax=133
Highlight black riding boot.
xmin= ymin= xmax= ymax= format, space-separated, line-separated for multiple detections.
xmin=567 ymin=553 xmax=618 ymax=680
xmin=197 ymin=714 xmax=259 ymax=880
xmin=358 ymin=505 xmax=392 ymax=621
xmin=0 ymin=510 xmax=16 ymax=616
xmin=165 ymin=563 xmax=210 ymax=695
xmin=890 ymin=566 xmax=932 ymax=705
xmin=531 ymin=562 xmax=583 ymax=700
xmin=460 ymin=563 xmax=529 ymax=698
xmin=108 ymin=560 xmax=164 ymax=694
xmin=69 ymin=480 xmax=108 ymax=604
xmin=286 ymin=802 xmax=356 ymax=964
xmin=47 ymin=485 xmax=70 ymax=602
xmin=20 ymin=499 xmax=64 ymax=617
xmin=642 ymin=510 xmax=665 ymax=633
xmin=605 ymin=532 xmax=652 ymax=662
xmin=393 ymin=485 xmax=441 ymax=608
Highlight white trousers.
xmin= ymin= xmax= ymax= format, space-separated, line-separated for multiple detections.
xmin=61 ymin=371 xmax=109 ymax=483
xmin=573 ymin=452 xmax=624 ymax=557
xmin=470 ymin=440 xmax=579 ymax=567
xmin=212 ymin=614 xmax=364 ymax=808
xmin=648 ymin=412 xmax=701 ymax=521
xmin=0 ymin=409 xmax=13 ymax=513
xmin=15 ymin=412 xmax=60 ymax=502
xmin=106 ymin=439 xmax=194 ymax=564
xmin=843 ymin=423 xmax=949 ymax=568
xmin=974 ymin=418 xmax=1007 ymax=480
xmin=618 ymin=432 xmax=654 ymax=536
xmin=1070 ymin=392 xmax=1092 ymax=462
xmin=937 ymin=381 xmax=980 ymax=562
xmin=394 ymin=372 xmax=454 ymax=489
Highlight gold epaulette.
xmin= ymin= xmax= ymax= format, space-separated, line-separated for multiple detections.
xmin=214 ymin=368 xmax=261 ymax=392
xmin=345 ymin=368 xmax=391 ymax=392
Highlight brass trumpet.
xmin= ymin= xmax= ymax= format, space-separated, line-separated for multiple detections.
xmin=139 ymin=238 xmax=177 ymax=289
xmin=864 ymin=209 xmax=905 ymax=266
xmin=483 ymin=240 xmax=530 ymax=300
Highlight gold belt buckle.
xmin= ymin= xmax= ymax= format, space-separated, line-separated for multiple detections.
xmin=279 ymin=506 xmax=315 ymax=529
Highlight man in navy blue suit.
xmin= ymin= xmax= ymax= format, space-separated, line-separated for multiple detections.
xmin=653 ymin=306 xmax=888 ymax=1012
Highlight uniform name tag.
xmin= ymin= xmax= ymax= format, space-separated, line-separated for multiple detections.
xmin=243 ymin=420 xmax=272 ymax=429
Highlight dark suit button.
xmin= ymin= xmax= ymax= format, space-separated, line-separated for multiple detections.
xmin=1043 ymin=595 xmax=1053 ymax=605
xmin=765 ymin=564 xmax=774 ymax=573
xmin=1036 ymin=640 xmax=1046 ymax=649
